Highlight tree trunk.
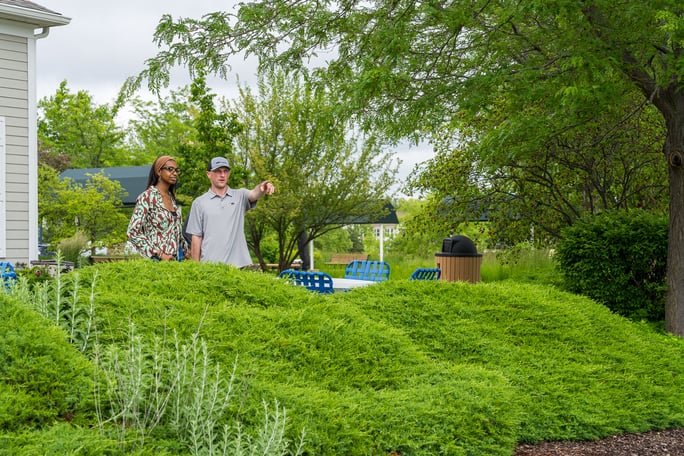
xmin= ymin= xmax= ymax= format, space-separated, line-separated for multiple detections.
xmin=665 ymin=101 xmax=684 ymax=336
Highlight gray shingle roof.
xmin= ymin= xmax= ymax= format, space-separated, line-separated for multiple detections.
xmin=0 ymin=0 xmax=59 ymax=15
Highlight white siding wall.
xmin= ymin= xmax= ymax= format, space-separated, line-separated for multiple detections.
xmin=0 ymin=116 xmax=5 ymax=257
xmin=0 ymin=32 xmax=28 ymax=265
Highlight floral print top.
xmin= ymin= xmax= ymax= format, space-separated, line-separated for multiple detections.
xmin=127 ymin=186 xmax=186 ymax=259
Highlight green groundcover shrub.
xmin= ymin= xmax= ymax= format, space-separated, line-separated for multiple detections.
xmin=0 ymin=424 xmax=121 ymax=456
xmin=555 ymin=210 xmax=667 ymax=321
xmin=3 ymin=260 xmax=684 ymax=455
xmin=0 ymin=295 xmax=95 ymax=430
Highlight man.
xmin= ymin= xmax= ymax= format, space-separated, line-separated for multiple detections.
xmin=185 ymin=156 xmax=275 ymax=267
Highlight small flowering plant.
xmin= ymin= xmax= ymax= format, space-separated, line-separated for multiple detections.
xmin=15 ymin=265 xmax=52 ymax=289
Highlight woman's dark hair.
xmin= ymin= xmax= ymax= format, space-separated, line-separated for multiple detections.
xmin=148 ymin=156 xmax=178 ymax=200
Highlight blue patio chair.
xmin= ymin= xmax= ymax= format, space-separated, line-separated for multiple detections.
xmin=344 ymin=260 xmax=390 ymax=282
xmin=1 ymin=262 xmax=17 ymax=290
xmin=279 ymin=269 xmax=335 ymax=294
xmin=410 ymin=267 xmax=441 ymax=281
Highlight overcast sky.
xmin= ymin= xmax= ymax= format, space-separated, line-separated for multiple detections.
xmin=35 ymin=0 xmax=246 ymax=104
xmin=33 ymin=0 xmax=432 ymax=189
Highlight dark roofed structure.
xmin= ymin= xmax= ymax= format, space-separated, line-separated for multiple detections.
xmin=60 ymin=166 xmax=149 ymax=207
xmin=345 ymin=202 xmax=399 ymax=225
xmin=371 ymin=203 xmax=400 ymax=225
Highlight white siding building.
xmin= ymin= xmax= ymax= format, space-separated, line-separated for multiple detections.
xmin=0 ymin=1 xmax=68 ymax=265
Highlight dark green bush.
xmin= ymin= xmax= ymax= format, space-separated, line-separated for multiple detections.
xmin=257 ymin=234 xmax=279 ymax=263
xmin=555 ymin=210 xmax=667 ymax=321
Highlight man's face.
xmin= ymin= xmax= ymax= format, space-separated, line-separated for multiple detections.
xmin=208 ymin=167 xmax=230 ymax=188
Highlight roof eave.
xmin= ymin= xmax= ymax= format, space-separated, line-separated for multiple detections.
xmin=0 ymin=4 xmax=70 ymax=28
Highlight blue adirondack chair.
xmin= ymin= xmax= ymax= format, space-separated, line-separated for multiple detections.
xmin=344 ymin=260 xmax=390 ymax=282
xmin=1 ymin=262 xmax=17 ymax=290
xmin=410 ymin=267 xmax=441 ymax=281
xmin=279 ymin=269 xmax=335 ymax=294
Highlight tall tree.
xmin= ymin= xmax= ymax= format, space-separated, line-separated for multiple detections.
xmin=126 ymin=88 xmax=198 ymax=166
xmin=231 ymin=70 xmax=398 ymax=270
xmin=186 ymin=75 xmax=244 ymax=198
xmin=407 ymin=94 xmax=668 ymax=245
xmin=127 ymin=77 xmax=243 ymax=205
xmin=39 ymin=81 xmax=131 ymax=168
xmin=128 ymin=2 xmax=684 ymax=335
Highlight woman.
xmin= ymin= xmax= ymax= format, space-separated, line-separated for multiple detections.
xmin=127 ymin=155 xmax=187 ymax=261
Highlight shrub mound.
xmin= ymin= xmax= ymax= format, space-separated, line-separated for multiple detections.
xmin=2 ymin=259 xmax=684 ymax=455
xmin=0 ymin=295 xmax=94 ymax=431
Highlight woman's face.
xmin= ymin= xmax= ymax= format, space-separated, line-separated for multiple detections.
xmin=158 ymin=160 xmax=180 ymax=186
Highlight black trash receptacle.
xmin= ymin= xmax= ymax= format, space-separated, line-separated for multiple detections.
xmin=435 ymin=235 xmax=482 ymax=283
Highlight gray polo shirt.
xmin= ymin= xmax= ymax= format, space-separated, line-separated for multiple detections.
xmin=185 ymin=187 xmax=256 ymax=267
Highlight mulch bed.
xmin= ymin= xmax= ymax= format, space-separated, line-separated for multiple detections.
xmin=513 ymin=427 xmax=684 ymax=456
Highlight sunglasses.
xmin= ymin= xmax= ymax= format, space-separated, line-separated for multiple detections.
xmin=160 ymin=166 xmax=182 ymax=174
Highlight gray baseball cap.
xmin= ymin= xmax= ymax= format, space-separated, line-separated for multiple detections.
xmin=208 ymin=157 xmax=230 ymax=171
